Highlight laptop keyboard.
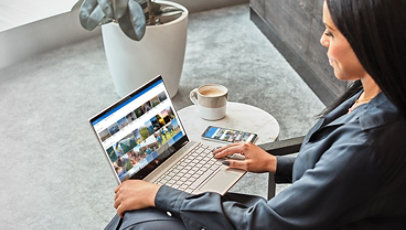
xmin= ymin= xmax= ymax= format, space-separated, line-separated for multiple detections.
xmin=154 ymin=143 xmax=223 ymax=193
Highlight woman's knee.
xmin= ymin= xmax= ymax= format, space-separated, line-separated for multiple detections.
xmin=105 ymin=208 xmax=186 ymax=230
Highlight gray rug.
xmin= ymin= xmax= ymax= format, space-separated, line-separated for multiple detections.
xmin=0 ymin=4 xmax=324 ymax=229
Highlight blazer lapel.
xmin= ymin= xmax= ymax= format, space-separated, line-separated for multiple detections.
xmin=304 ymin=91 xmax=362 ymax=143
xmin=304 ymin=118 xmax=325 ymax=143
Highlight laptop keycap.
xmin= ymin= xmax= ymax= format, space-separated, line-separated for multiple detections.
xmin=153 ymin=143 xmax=222 ymax=193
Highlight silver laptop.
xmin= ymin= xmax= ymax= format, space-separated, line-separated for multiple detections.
xmin=89 ymin=75 xmax=245 ymax=195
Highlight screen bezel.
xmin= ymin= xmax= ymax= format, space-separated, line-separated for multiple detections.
xmin=89 ymin=75 xmax=189 ymax=183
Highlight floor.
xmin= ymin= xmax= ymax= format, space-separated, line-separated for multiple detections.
xmin=0 ymin=4 xmax=325 ymax=229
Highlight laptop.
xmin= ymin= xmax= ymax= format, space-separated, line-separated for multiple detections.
xmin=89 ymin=75 xmax=245 ymax=195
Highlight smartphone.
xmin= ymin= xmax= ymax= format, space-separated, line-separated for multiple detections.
xmin=201 ymin=126 xmax=258 ymax=143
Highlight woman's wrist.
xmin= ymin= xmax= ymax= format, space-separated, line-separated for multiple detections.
xmin=150 ymin=183 xmax=162 ymax=207
xmin=267 ymin=154 xmax=277 ymax=173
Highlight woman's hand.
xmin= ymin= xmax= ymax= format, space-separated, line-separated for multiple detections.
xmin=213 ymin=142 xmax=277 ymax=173
xmin=114 ymin=180 xmax=161 ymax=218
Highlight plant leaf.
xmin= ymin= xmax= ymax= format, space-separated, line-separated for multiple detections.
xmin=97 ymin=0 xmax=114 ymax=19
xmin=118 ymin=0 xmax=146 ymax=41
xmin=79 ymin=0 xmax=107 ymax=30
xmin=149 ymin=1 xmax=161 ymax=15
xmin=135 ymin=0 xmax=148 ymax=8
xmin=113 ymin=0 xmax=129 ymax=19
xmin=72 ymin=0 xmax=84 ymax=11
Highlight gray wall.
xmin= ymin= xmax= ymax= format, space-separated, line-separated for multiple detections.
xmin=250 ymin=0 xmax=346 ymax=104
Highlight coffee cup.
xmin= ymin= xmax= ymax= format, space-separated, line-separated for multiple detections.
xmin=189 ymin=84 xmax=228 ymax=120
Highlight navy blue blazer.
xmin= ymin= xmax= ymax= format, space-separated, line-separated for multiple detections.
xmin=155 ymin=92 xmax=406 ymax=229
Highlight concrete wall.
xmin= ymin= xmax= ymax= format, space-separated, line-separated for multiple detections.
xmin=0 ymin=0 xmax=248 ymax=70
xmin=250 ymin=0 xmax=346 ymax=104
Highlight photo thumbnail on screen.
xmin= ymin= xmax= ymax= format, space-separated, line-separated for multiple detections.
xmin=203 ymin=126 xmax=257 ymax=143
xmin=106 ymin=105 xmax=183 ymax=182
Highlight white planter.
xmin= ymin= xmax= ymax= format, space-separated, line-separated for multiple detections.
xmin=101 ymin=1 xmax=188 ymax=98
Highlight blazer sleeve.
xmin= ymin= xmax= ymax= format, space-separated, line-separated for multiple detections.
xmin=154 ymin=141 xmax=382 ymax=230
xmin=274 ymin=156 xmax=295 ymax=183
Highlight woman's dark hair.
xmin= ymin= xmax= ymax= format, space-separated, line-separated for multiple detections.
xmin=322 ymin=0 xmax=406 ymax=117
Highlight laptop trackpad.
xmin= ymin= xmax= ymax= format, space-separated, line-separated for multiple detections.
xmin=198 ymin=168 xmax=245 ymax=195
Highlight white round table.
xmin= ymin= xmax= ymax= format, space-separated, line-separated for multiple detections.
xmin=178 ymin=102 xmax=279 ymax=145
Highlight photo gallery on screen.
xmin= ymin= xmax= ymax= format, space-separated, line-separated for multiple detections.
xmin=98 ymin=91 xmax=168 ymax=142
xmin=98 ymin=91 xmax=185 ymax=181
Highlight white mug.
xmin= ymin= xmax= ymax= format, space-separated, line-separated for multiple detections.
xmin=189 ymin=84 xmax=228 ymax=120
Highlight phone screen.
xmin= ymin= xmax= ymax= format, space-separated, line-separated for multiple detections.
xmin=201 ymin=126 xmax=257 ymax=143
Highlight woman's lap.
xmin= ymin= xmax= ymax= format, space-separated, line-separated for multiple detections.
xmin=105 ymin=192 xmax=263 ymax=230
xmin=105 ymin=208 xmax=186 ymax=230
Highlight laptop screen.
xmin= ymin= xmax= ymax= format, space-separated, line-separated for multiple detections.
xmin=90 ymin=76 xmax=188 ymax=183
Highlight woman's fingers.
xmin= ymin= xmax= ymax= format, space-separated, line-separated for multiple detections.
xmin=223 ymin=159 xmax=247 ymax=171
xmin=113 ymin=180 xmax=161 ymax=218
xmin=114 ymin=197 xmax=120 ymax=209
xmin=213 ymin=144 xmax=245 ymax=159
xmin=116 ymin=204 xmax=125 ymax=218
xmin=212 ymin=142 xmax=240 ymax=154
xmin=114 ymin=184 xmax=121 ymax=193
xmin=114 ymin=188 xmax=129 ymax=218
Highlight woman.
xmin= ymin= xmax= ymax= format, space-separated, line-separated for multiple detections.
xmin=108 ymin=0 xmax=406 ymax=229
